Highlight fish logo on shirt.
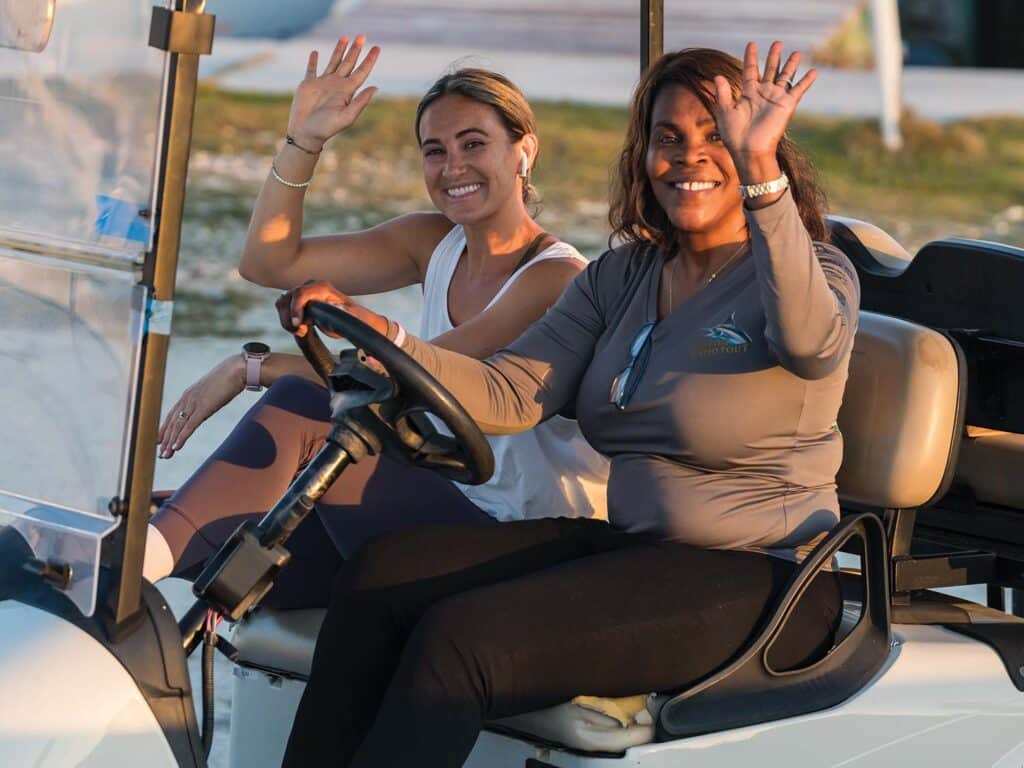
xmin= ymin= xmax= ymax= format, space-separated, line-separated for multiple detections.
xmin=691 ymin=312 xmax=752 ymax=357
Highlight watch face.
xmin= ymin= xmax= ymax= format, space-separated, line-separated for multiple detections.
xmin=243 ymin=341 xmax=270 ymax=356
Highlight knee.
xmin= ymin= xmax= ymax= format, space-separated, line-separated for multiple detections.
xmin=258 ymin=375 xmax=329 ymax=420
xmin=326 ymin=530 xmax=443 ymax=622
xmin=340 ymin=527 xmax=441 ymax=592
xmin=400 ymin=597 xmax=488 ymax=700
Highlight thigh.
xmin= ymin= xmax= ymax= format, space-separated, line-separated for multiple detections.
xmin=410 ymin=543 xmax=842 ymax=719
xmin=315 ymin=453 xmax=496 ymax=559
xmin=311 ymin=517 xmax=635 ymax=708
xmin=337 ymin=515 xmax=631 ymax=597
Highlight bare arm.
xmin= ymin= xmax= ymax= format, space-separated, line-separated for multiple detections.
xmin=236 ymin=36 xmax=452 ymax=292
xmin=157 ymin=350 xmax=324 ymax=459
xmin=239 ymin=201 xmax=452 ymax=293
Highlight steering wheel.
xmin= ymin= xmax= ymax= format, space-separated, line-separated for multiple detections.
xmin=295 ymin=301 xmax=494 ymax=486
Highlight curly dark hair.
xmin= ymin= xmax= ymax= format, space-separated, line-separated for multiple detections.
xmin=609 ymin=48 xmax=828 ymax=252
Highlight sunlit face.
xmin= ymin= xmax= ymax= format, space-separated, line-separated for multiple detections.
xmin=645 ymin=84 xmax=746 ymax=245
xmin=418 ymin=94 xmax=526 ymax=225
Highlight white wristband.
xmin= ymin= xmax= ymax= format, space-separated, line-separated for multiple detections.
xmin=392 ymin=321 xmax=407 ymax=348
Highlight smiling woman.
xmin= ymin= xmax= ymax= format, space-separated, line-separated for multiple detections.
xmin=611 ymin=47 xmax=828 ymax=261
xmin=143 ymin=38 xmax=609 ymax=602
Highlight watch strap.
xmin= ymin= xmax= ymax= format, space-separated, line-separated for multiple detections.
xmin=242 ymin=348 xmax=268 ymax=391
xmin=738 ymin=172 xmax=790 ymax=200
xmin=244 ymin=355 xmax=262 ymax=391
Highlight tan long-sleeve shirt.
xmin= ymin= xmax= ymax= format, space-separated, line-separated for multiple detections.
xmin=399 ymin=190 xmax=860 ymax=556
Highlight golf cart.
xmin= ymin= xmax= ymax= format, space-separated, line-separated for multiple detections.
xmin=1 ymin=2 xmax=1023 ymax=767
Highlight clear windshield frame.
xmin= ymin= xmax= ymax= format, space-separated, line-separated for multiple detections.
xmin=0 ymin=0 xmax=172 ymax=616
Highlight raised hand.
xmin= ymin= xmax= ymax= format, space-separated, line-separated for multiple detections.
xmin=287 ymin=35 xmax=381 ymax=151
xmin=713 ymin=41 xmax=817 ymax=162
xmin=276 ymin=280 xmax=388 ymax=339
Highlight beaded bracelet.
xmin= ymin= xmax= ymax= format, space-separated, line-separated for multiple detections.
xmin=270 ymin=160 xmax=313 ymax=189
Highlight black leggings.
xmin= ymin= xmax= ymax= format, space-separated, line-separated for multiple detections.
xmin=283 ymin=517 xmax=842 ymax=768
xmin=152 ymin=376 xmax=493 ymax=607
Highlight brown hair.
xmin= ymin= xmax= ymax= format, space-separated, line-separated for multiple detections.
xmin=415 ymin=68 xmax=538 ymax=206
xmin=609 ymin=48 xmax=828 ymax=252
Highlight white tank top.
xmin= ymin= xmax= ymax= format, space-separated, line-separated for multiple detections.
xmin=420 ymin=225 xmax=609 ymax=522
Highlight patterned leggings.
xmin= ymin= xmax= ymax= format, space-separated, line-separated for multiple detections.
xmin=151 ymin=376 xmax=494 ymax=608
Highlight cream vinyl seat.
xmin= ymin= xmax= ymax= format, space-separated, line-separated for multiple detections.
xmin=230 ymin=310 xmax=965 ymax=753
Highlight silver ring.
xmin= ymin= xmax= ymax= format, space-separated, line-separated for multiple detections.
xmin=178 ymin=410 xmax=188 ymax=420
xmin=776 ymin=77 xmax=794 ymax=92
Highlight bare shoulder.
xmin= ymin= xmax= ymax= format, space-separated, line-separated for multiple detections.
xmin=500 ymin=253 xmax=587 ymax=305
xmin=384 ymin=212 xmax=454 ymax=262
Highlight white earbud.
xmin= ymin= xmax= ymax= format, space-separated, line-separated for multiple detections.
xmin=519 ymin=152 xmax=529 ymax=177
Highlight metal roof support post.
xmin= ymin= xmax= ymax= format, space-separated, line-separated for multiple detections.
xmin=871 ymin=0 xmax=903 ymax=150
xmin=641 ymin=0 xmax=664 ymax=74
xmin=112 ymin=0 xmax=214 ymax=629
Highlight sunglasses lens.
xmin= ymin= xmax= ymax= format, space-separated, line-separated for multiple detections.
xmin=610 ymin=365 xmax=631 ymax=406
xmin=612 ymin=323 xmax=655 ymax=410
xmin=631 ymin=323 xmax=654 ymax=355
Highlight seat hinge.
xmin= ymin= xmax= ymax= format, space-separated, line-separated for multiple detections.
xmin=149 ymin=6 xmax=215 ymax=55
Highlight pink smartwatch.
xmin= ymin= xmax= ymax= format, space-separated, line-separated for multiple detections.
xmin=242 ymin=342 xmax=270 ymax=391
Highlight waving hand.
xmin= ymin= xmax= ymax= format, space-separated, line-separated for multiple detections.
xmin=287 ymin=35 xmax=381 ymax=151
xmin=713 ymin=41 xmax=817 ymax=161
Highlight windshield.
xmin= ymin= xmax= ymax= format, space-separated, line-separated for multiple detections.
xmin=0 ymin=0 xmax=170 ymax=616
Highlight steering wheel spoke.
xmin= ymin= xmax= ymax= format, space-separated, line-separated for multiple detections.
xmin=295 ymin=302 xmax=494 ymax=485
xmin=326 ymin=348 xmax=398 ymax=418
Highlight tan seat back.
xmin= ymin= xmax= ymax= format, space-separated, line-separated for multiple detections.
xmin=837 ymin=312 xmax=964 ymax=509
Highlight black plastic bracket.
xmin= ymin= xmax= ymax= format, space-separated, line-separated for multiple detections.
xmin=893 ymin=550 xmax=996 ymax=592
xmin=657 ymin=513 xmax=891 ymax=740
xmin=149 ymin=6 xmax=215 ymax=55
xmin=192 ymin=520 xmax=290 ymax=622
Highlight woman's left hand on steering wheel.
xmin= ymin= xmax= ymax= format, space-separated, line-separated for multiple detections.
xmin=276 ymin=280 xmax=388 ymax=339
xmin=712 ymin=41 xmax=817 ymax=162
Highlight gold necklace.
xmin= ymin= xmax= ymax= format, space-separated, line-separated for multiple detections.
xmin=667 ymin=241 xmax=748 ymax=313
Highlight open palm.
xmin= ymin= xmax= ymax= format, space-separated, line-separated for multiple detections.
xmin=287 ymin=35 xmax=380 ymax=150
xmin=713 ymin=41 xmax=817 ymax=160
